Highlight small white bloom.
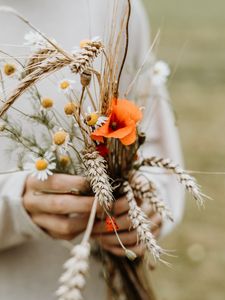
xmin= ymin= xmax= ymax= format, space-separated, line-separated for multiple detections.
xmin=58 ymin=79 xmax=76 ymax=95
xmin=24 ymin=31 xmax=48 ymax=50
xmin=151 ymin=60 xmax=170 ymax=86
xmin=26 ymin=152 xmax=56 ymax=181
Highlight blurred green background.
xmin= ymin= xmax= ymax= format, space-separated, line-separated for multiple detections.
xmin=143 ymin=0 xmax=225 ymax=299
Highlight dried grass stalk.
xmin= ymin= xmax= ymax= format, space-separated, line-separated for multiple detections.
xmin=82 ymin=148 xmax=114 ymax=210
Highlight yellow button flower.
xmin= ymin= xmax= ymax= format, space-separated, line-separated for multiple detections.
xmin=41 ymin=98 xmax=54 ymax=109
xmin=53 ymin=130 xmax=68 ymax=146
xmin=85 ymin=113 xmax=99 ymax=126
xmin=35 ymin=159 xmax=48 ymax=171
xmin=3 ymin=63 xmax=16 ymax=76
xmin=59 ymin=155 xmax=71 ymax=167
xmin=64 ymin=102 xmax=77 ymax=115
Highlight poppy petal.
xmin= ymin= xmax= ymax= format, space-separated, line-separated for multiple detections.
xmin=120 ymin=127 xmax=137 ymax=145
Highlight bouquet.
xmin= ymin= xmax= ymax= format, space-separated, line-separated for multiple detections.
xmin=0 ymin=2 xmax=206 ymax=300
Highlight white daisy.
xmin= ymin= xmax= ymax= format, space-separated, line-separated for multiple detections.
xmin=58 ymin=79 xmax=75 ymax=95
xmin=52 ymin=129 xmax=70 ymax=154
xmin=26 ymin=152 xmax=56 ymax=181
xmin=24 ymin=31 xmax=48 ymax=51
xmin=151 ymin=60 xmax=171 ymax=86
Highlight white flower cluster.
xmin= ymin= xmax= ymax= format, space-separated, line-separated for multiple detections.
xmin=151 ymin=60 xmax=170 ymax=86
xmin=56 ymin=243 xmax=90 ymax=300
xmin=124 ymin=181 xmax=163 ymax=261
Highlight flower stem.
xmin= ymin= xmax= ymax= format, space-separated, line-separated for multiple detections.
xmin=81 ymin=196 xmax=98 ymax=244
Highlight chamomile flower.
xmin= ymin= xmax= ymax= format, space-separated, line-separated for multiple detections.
xmin=52 ymin=129 xmax=70 ymax=154
xmin=64 ymin=102 xmax=77 ymax=116
xmin=1 ymin=60 xmax=21 ymax=79
xmin=41 ymin=97 xmax=54 ymax=110
xmin=59 ymin=155 xmax=71 ymax=168
xmin=151 ymin=60 xmax=170 ymax=86
xmin=26 ymin=152 xmax=56 ymax=181
xmin=24 ymin=31 xmax=48 ymax=51
xmin=58 ymin=79 xmax=75 ymax=95
xmin=84 ymin=106 xmax=108 ymax=130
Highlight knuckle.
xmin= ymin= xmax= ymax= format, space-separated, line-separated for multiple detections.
xmin=51 ymin=197 xmax=66 ymax=214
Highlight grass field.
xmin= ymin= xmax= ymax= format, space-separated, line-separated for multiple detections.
xmin=143 ymin=1 xmax=225 ymax=299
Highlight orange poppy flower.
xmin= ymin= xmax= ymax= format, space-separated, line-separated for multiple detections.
xmin=91 ymin=99 xmax=142 ymax=146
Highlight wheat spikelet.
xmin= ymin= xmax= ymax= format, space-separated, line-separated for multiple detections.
xmin=70 ymin=40 xmax=104 ymax=74
xmin=140 ymin=157 xmax=205 ymax=206
xmin=56 ymin=243 xmax=90 ymax=300
xmin=82 ymin=148 xmax=114 ymax=210
xmin=123 ymin=181 xmax=164 ymax=261
xmin=24 ymin=47 xmax=57 ymax=76
xmin=130 ymin=171 xmax=173 ymax=221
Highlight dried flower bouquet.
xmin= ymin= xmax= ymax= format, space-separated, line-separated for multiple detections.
xmin=0 ymin=1 xmax=206 ymax=300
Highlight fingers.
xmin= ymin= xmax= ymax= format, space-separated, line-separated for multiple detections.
xmin=94 ymin=230 xmax=138 ymax=247
xmin=23 ymin=192 xmax=95 ymax=215
xmin=32 ymin=213 xmax=89 ymax=239
xmin=113 ymin=196 xmax=129 ymax=216
xmin=26 ymin=174 xmax=90 ymax=194
xmin=103 ymin=244 xmax=145 ymax=257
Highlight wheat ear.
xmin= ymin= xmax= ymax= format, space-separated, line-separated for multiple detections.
xmin=139 ymin=157 xmax=205 ymax=206
xmin=123 ymin=181 xmax=164 ymax=261
xmin=82 ymin=148 xmax=114 ymax=210
xmin=130 ymin=171 xmax=173 ymax=221
xmin=56 ymin=243 xmax=90 ymax=300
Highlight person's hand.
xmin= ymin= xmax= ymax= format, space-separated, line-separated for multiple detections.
xmin=23 ymin=174 xmax=95 ymax=240
xmin=92 ymin=196 xmax=162 ymax=257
